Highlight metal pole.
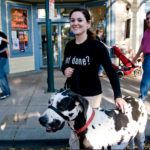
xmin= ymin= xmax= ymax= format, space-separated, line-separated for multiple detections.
xmin=45 ymin=0 xmax=55 ymax=92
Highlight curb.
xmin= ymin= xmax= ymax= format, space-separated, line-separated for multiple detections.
xmin=0 ymin=139 xmax=69 ymax=148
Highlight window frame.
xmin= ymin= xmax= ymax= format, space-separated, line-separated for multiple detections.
xmin=8 ymin=3 xmax=33 ymax=58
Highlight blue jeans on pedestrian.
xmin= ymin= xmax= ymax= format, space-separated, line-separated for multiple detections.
xmin=98 ymin=65 xmax=103 ymax=74
xmin=139 ymin=55 xmax=150 ymax=100
xmin=0 ymin=57 xmax=10 ymax=95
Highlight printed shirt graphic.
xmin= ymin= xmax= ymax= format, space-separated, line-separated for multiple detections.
xmin=65 ymin=55 xmax=90 ymax=66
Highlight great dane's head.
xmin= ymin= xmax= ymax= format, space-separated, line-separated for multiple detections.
xmin=39 ymin=89 xmax=89 ymax=132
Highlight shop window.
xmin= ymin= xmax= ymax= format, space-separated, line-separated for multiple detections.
xmin=125 ymin=19 xmax=131 ymax=38
xmin=60 ymin=8 xmax=74 ymax=17
xmin=11 ymin=8 xmax=28 ymax=52
xmin=89 ymin=5 xmax=106 ymax=28
xmin=9 ymin=6 xmax=32 ymax=57
xmin=11 ymin=30 xmax=29 ymax=52
xmin=38 ymin=8 xmax=57 ymax=18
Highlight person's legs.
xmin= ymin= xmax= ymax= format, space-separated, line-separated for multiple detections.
xmin=3 ymin=73 xmax=10 ymax=95
xmin=98 ymin=65 xmax=103 ymax=77
xmin=139 ymin=55 xmax=150 ymax=100
xmin=0 ymin=57 xmax=5 ymax=94
xmin=0 ymin=57 xmax=10 ymax=98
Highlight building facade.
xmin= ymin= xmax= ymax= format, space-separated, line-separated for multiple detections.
xmin=0 ymin=0 xmax=150 ymax=73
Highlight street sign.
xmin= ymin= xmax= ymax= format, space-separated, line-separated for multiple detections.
xmin=49 ymin=0 xmax=54 ymax=19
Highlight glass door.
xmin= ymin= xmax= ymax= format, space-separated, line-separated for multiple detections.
xmin=39 ymin=23 xmax=74 ymax=68
xmin=60 ymin=23 xmax=74 ymax=63
xmin=40 ymin=25 xmax=47 ymax=67
xmin=39 ymin=24 xmax=59 ymax=68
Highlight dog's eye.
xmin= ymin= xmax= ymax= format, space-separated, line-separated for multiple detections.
xmin=57 ymin=103 xmax=65 ymax=111
xmin=68 ymin=101 xmax=75 ymax=111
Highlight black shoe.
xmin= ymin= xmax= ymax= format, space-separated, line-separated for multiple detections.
xmin=0 ymin=93 xmax=10 ymax=100
xmin=138 ymin=95 xmax=145 ymax=101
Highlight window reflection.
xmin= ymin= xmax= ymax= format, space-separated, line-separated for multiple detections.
xmin=89 ymin=5 xmax=106 ymax=28
xmin=60 ymin=8 xmax=74 ymax=17
xmin=38 ymin=8 xmax=57 ymax=18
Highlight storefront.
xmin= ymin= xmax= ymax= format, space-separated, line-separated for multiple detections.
xmin=0 ymin=0 xmax=110 ymax=73
xmin=0 ymin=0 xmax=148 ymax=73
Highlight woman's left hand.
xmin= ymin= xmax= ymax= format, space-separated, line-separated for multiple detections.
xmin=115 ymin=98 xmax=127 ymax=113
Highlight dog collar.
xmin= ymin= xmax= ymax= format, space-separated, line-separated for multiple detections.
xmin=75 ymin=109 xmax=95 ymax=134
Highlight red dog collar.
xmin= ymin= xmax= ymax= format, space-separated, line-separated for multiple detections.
xmin=75 ymin=110 xmax=95 ymax=134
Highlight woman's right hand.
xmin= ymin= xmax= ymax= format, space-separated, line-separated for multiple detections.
xmin=64 ymin=67 xmax=74 ymax=78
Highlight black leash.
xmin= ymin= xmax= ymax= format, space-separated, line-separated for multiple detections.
xmin=48 ymin=105 xmax=69 ymax=120
xmin=64 ymin=70 xmax=80 ymax=93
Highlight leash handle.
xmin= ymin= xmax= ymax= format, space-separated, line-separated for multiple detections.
xmin=64 ymin=70 xmax=80 ymax=93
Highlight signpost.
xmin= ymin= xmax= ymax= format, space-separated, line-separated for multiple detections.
xmin=49 ymin=0 xmax=55 ymax=19
xmin=45 ymin=0 xmax=54 ymax=92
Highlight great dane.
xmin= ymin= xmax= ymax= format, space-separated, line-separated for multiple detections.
xmin=39 ymin=89 xmax=147 ymax=149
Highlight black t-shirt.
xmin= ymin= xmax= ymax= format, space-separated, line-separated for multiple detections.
xmin=0 ymin=31 xmax=8 ymax=58
xmin=62 ymin=38 xmax=122 ymax=99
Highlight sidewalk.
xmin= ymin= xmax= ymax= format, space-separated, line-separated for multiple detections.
xmin=0 ymin=69 xmax=149 ymax=148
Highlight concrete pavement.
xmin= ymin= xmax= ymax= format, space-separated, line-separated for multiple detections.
xmin=0 ymin=69 xmax=149 ymax=148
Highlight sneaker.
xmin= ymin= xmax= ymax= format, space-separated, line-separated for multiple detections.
xmin=138 ymin=95 xmax=145 ymax=101
xmin=98 ymin=73 xmax=103 ymax=77
xmin=0 ymin=93 xmax=10 ymax=100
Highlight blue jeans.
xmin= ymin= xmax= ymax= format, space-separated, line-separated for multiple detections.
xmin=0 ymin=57 xmax=10 ymax=95
xmin=140 ymin=55 xmax=150 ymax=100
xmin=98 ymin=65 xmax=103 ymax=74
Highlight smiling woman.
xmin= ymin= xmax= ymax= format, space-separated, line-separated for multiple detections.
xmin=61 ymin=8 xmax=127 ymax=149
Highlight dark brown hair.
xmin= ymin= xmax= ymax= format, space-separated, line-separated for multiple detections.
xmin=70 ymin=8 xmax=91 ymax=22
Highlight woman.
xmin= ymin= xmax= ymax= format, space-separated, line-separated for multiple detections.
xmin=61 ymin=8 xmax=126 ymax=149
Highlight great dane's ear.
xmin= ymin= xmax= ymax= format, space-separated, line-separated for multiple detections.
xmin=68 ymin=91 xmax=89 ymax=119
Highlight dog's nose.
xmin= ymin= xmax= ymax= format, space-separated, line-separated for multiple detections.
xmin=39 ymin=116 xmax=48 ymax=126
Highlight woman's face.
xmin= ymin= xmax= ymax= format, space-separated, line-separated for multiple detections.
xmin=70 ymin=11 xmax=90 ymax=36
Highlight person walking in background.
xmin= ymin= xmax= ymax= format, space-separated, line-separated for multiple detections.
xmin=132 ymin=10 xmax=150 ymax=101
xmin=0 ymin=31 xmax=10 ymax=100
xmin=96 ymin=28 xmax=105 ymax=43
xmin=61 ymin=8 xmax=126 ymax=149
xmin=96 ymin=28 xmax=111 ymax=77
